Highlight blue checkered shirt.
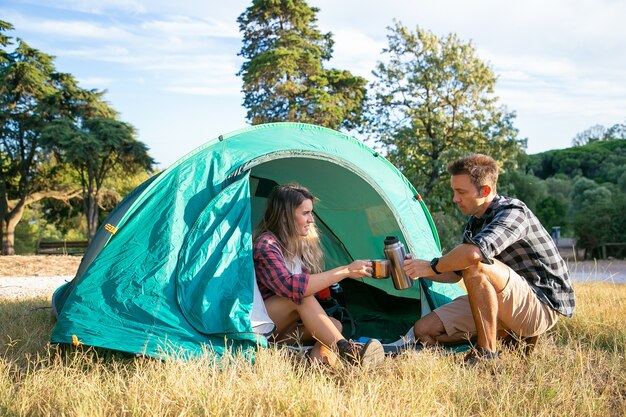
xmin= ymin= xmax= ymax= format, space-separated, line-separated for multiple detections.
xmin=465 ymin=195 xmax=575 ymax=317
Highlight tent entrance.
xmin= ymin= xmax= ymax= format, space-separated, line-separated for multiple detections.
xmin=247 ymin=158 xmax=423 ymax=342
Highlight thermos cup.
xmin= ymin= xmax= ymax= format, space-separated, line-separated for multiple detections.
xmin=370 ymin=259 xmax=390 ymax=278
xmin=383 ymin=236 xmax=414 ymax=290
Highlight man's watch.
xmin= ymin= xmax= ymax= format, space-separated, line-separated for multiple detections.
xmin=430 ymin=257 xmax=442 ymax=275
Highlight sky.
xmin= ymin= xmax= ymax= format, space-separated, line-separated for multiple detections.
xmin=2 ymin=0 xmax=625 ymax=169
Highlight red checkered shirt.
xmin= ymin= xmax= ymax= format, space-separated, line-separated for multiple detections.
xmin=253 ymin=232 xmax=310 ymax=305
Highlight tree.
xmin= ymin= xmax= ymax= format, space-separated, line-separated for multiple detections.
xmin=1 ymin=20 xmax=153 ymax=253
xmin=528 ymin=140 xmax=626 ymax=183
xmin=567 ymin=176 xmax=612 ymax=218
xmin=604 ymin=120 xmax=626 ymax=140
xmin=571 ymin=120 xmax=626 ymax=146
xmin=572 ymin=193 xmax=626 ymax=256
xmin=0 ymin=21 xmax=81 ymax=255
xmin=367 ymin=21 xmax=525 ymax=200
xmin=499 ymin=170 xmax=547 ymax=212
xmin=18 ymin=169 xmax=154 ymax=254
xmin=44 ymin=118 xmax=153 ymax=241
xmin=237 ymin=0 xmax=367 ymax=130
xmin=571 ymin=124 xmax=606 ymax=146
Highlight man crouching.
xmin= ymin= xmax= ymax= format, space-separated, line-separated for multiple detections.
xmin=403 ymin=154 xmax=575 ymax=364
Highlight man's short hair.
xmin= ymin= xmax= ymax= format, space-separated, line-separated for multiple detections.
xmin=448 ymin=154 xmax=499 ymax=190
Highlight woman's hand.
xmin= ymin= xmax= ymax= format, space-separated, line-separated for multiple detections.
xmin=306 ymin=260 xmax=373 ymax=295
xmin=345 ymin=260 xmax=373 ymax=278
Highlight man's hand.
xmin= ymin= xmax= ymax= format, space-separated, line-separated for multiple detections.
xmin=404 ymin=256 xmax=464 ymax=284
xmin=403 ymin=258 xmax=434 ymax=279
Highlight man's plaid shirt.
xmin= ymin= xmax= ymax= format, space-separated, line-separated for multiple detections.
xmin=465 ymin=195 xmax=575 ymax=317
xmin=253 ymin=232 xmax=310 ymax=305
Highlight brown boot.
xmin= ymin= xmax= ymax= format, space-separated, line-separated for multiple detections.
xmin=337 ymin=339 xmax=385 ymax=367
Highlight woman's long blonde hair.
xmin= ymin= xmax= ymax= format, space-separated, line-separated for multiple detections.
xmin=254 ymin=183 xmax=324 ymax=273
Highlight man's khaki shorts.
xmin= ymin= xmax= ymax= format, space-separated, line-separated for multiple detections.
xmin=434 ymin=267 xmax=559 ymax=339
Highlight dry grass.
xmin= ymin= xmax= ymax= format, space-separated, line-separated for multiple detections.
xmin=0 ymin=282 xmax=625 ymax=417
xmin=0 ymin=256 xmax=81 ymax=277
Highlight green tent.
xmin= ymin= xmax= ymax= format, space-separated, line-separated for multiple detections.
xmin=51 ymin=122 xmax=465 ymax=359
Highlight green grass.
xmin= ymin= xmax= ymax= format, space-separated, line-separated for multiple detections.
xmin=1 ymin=282 xmax=625 ymax=416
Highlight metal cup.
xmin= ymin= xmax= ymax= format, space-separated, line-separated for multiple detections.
xmin=370 ymin=259 xmax=390 ymax=278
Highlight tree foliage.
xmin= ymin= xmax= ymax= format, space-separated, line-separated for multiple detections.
xmin=519 ymin=140 xmax=626 ymax=252
xmin=44 ymin=118 xmax=153 ymax=241
xmin=571 ymin=119 xmax=626 ymax=146
xmin=367 ymin=21 xmax=525 ymax=202
xmin=571 ymin=188 xmax=626 ymax=254
xmin=498 ymin=171 xmax=571 ymax=235
xmin=0 ymin=20 xmax=153 ymax=253
xmin=499 ymin=170 xmax=547 ymax=213
xmin=0 ymin=21 xmax=82 ymax=254
xmin=237 ymin=0 xmax=367 ymax=130
xmin=528 ymin=139 xmax=626 ymax=184
xmin=571 ymin=124 xmax=607 ymax=147
xmin=605 ymin=120 xmax=626 ymax=141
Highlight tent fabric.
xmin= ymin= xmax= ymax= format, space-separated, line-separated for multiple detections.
xmin=51 ymin=122 xmax=465 ymax=359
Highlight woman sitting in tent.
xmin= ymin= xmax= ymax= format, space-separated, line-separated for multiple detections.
xmin=253 ymin=183 xmax=385 ymax=367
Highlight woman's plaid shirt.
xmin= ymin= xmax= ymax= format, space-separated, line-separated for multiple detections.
xmin=465 ymin=195 xmax=575 ymax=317
xmin=253 ymin=232 xmax=310 ymax=305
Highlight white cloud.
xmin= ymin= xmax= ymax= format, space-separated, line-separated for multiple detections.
xmin=12 ymin=0 xmax=147 ymax=15
xmin=483 ymin=52 xmax=578 ymax=79
xmin=60 ymin=46 xmax=138 ymax=64
xmin=141 ymin=54 xmax=240 ymax=72
xmin=4 ymin=0 xmax=626 ymax=162
xmin=2 ymin=12 xmax=133 ymax=42
xmin=142 ymin=16 xmax=239 ymax=39
xmin=327 ymin=28 xmax=385 ymax=79
xmin=6 ymin=7 xmax=245 ymax=98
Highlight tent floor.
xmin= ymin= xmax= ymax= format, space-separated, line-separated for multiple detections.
xmin=332 ymin=279 xmax=422 ymax=344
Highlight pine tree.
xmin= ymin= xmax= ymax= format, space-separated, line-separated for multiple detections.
xmin=237 ymin=0 xmax=366 ymax=130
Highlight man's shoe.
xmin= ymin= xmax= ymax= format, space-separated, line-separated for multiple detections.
xmin=338 ymin=339 xmax=385 ymax=367
xmin=463 ymin=347 xmax=499 ymax=367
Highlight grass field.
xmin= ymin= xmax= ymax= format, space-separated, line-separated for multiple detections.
xmin=0 ymin=282 xmax=624 ymax=417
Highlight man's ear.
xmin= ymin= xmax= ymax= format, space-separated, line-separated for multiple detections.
xmin=481 ymin=185 xmax=492 ymax=197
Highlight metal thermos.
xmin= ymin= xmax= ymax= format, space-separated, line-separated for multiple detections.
xmin=383 ymin=236 xmax=414 ymax=290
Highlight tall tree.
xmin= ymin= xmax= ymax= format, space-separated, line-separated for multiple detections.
xmin=367 ymin=21 xmax=524 ymax=200
xmin=0 ymin=21 xmax=80 ymax=255
xmin=603 ymin=120 xmax=626 ymax=140
xmin=44 ymin=118 xmax=153 ymax=241
xmin=237 ymin=0 xmax=367 ymax=130
xmin=571 ymin=124 xmax=606 ymax=147
xmin=1 ymin=20 xmax=153 ymax=253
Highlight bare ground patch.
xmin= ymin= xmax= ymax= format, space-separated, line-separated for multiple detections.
xmin=0 ymin=255 xmax=81 ymax=277
xmin=0 ymin=256 xmax=80 ymax=299
xmin=0 ymin=254 xmax=624 ymax=300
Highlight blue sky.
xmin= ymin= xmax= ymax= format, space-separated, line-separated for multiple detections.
xmin=2 ymin=0 xmax=625 ymax=168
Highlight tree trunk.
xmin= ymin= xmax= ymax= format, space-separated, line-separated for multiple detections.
xmin=0 ymin=182 xmax=7 ymax=254
xmin=1 ymin=220 xmax=14 ymax=255
xmin=87 ymin=191 xmax=99 ymax=243
xmin=1 ymin=218 xmax=15 ymax=255
xmin=1 ymin=189 xmax=82 ymax=255
xmin=1 ymin=205 xmax=25 ymax=256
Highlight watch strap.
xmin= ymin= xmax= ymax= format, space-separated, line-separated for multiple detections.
xmin=430 ymin=257 xmax=442 ymax=274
